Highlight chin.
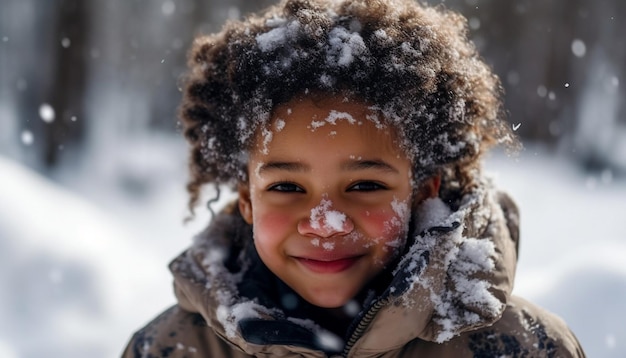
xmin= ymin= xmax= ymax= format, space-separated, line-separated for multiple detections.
xmin=303 ymin=290 xmax=354 ymax=309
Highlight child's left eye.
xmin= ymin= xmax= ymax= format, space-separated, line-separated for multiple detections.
xmin=348 ymin=181 xmax=387 ymax=192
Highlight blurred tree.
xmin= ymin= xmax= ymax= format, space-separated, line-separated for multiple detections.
xmin=44 ymin=0 xmax=88 ymax=167
xmin=437 ymin=0 xmax=575 ymax=144
xmin=146 ymin=0 xmax=281 ymax=131
xmin=433 ymin=0 xmax=625 ymax=174
xmin=2 ymin=0 xmax=623 ymax=174
xmin=570 ymin=0 xmax=626 ymax=172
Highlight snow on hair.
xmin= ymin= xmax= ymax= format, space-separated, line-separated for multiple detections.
xmin=179 ymin=0 xmax=519 ymax=215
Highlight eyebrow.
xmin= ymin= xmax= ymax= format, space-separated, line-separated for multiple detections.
xmin=257 ymin=161 xmax=309 ymax=174
xmin=256 ymin=159 xmax=400 ymax=175
xmin=340 ymin=159 xmax=399 ymax=173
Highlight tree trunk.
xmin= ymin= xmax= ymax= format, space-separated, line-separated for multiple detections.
xmin=44 ymin=0 xmax=89 ymax=168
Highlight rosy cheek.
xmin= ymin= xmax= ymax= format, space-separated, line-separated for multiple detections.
xmin=358 ymin=210 xmax=403 ymax=239
xmin=253 ymin=210 xmax=294 ymax=243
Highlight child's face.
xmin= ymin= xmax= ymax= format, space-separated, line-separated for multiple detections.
xmin=239 ymin=95 xmax=438 ymax=308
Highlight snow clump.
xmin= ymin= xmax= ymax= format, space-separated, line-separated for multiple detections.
xmin=309 ymin=197 xmax=347 ymax=232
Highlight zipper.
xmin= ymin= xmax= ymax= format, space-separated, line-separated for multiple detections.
xmin=340 ymin=297 xmax=391 ymax=357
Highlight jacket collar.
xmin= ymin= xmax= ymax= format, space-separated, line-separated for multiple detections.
xmin=170 ymin=178 xmax=519 ymax=356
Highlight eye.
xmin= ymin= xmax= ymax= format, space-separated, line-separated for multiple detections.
xmin=348 ymin=181 xmax=387 ymax=192
xmin=268 ymin=182 xmax=305 ymax=193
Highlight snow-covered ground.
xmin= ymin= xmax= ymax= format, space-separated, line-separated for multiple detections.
xmin=0 ymin=143 xmax=624 ymax=357
xmin=487 ymin=150 xmax=626 ymax=358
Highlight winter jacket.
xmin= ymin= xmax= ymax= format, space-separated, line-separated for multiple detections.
xmin=122 ymin=179 xmax=585 ymax=357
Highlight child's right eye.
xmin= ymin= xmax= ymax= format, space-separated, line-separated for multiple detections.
xmin=268 ymin=182 xmax=305 ymax=193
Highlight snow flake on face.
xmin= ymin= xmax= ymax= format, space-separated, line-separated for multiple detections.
xmin=383 ymin=237 xmax=404 ymax=250
xmin=326 ymin=110 xmax=356 ymax=125
xmin=274 ymin=118 xmax=286 ymax=132
xmin=323 ymin=209 xmax=347 ymax=232
xmin=309 ymin=197 xmax=347 ymax=232
xmin=309 ymin=198 xmax=331 ymax=230
xmin=391 ymin=196 xmax=410 ymax=225
xmin=310 ymin=120 xmax=326 ymax=130
xmin=260 ymin=127 xmax=273 ymax=155
xmin=345 ymin=230 xmax=366 ymax=245
xmin=382 ymin=196 xmax=411 ymax=240
xmin=365 ymin=110 xmax=385 ymax=129
xmin=308 ymin=110 xmax=357 ymax=131
xmin=254 ymin=161 xmax=264 ymax=179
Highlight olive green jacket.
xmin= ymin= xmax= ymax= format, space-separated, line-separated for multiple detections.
xmin=123 ymin=180 xmax=585 ymax=357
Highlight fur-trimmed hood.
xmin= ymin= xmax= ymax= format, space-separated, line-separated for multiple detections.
xmin=168 ymin=177 xmax=520 ymax=356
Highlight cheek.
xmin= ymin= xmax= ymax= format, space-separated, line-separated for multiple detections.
xmin=357 ymin=209 xmax=408 ymax=240
xmin=252 ymin=209 xmax=294 ymax=245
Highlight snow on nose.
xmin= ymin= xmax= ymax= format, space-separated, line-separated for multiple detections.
xmin=302 ymin=197 xmax=354 ymax=237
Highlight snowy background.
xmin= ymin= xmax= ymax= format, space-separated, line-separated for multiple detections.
xmin=1 ymin=0 xmax=625 ymax=357
xmin=1 ymin=145 xmax=625 ymax=358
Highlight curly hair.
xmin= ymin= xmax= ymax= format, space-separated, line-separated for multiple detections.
xmin=179 ymin=0 xmax=519 ymax=215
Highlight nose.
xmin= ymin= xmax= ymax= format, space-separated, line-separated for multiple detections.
xmin=297 ymin=199 xmax=355 ymax=238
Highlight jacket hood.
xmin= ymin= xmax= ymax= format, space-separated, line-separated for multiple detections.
xmin=169 ymin=177 xmax=519 ymax=356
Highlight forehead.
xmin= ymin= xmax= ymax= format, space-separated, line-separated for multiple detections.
xmin=253 ymin=95 xmax=403 ymax=157
xmin=274 ymin=95 xmax=371 ymax=122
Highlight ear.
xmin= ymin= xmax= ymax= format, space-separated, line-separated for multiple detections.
xmin=415 ymin=174 xmax=441 ymax=204
xmin=238 ymin=184 xmax=254 ymax=224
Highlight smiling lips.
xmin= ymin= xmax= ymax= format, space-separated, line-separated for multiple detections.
xmin=295 ymin=255 xmax=363 ymax=274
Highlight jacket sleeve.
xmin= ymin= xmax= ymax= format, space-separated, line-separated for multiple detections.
xmin=460 ymin=295 xmax=586 ymax=358
xmin=396 ymin=295 xmax=586 ymax=358
xmin=121 ymin=305 xmax=251 ymax=358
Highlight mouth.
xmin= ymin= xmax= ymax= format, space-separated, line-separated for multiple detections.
xmin=294 ymin=255 xmax=362 ymax=274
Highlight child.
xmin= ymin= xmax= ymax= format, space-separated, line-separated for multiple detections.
xmin=123 ymin=0 xmax=585 ymax=356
